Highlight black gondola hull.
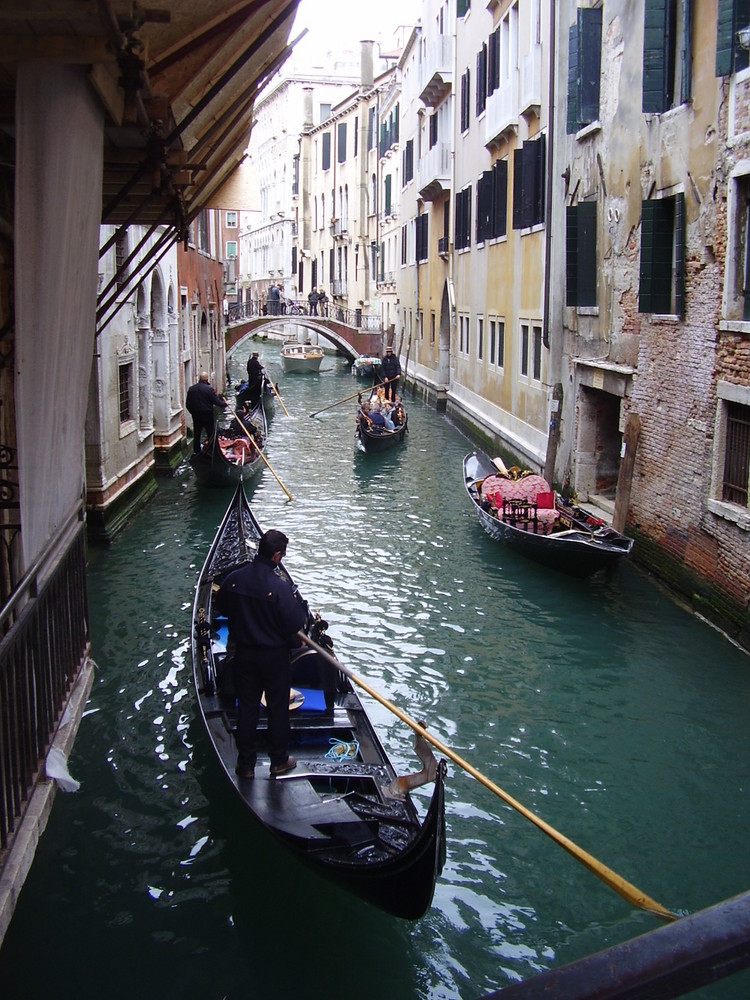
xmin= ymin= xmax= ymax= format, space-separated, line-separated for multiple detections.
xmin=190 ymin=401 xmax=267 ymax=487
xmin=192 ymin=482 xmax=446 ymax=919
xmin=463 ymin=451 xmax=633 ymax=577
xmin=355 ymin=414 xmax=408 ymax=452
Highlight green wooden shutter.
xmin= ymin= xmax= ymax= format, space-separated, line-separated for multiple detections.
xmin=567 ymin=23 xmax=579 ymax=133
xmin=578 ymin=201 xmax=598 ymax=306
xmin=492 ymin=159 xmax=508 ymax=238
xmin=642 ymin=0 xmax=669 ymax=113
xmin=716 ymin=0 xmax=750 ymax=75
xmin=532 ymin=134 xmax=546 ymax=226
xmin=580 ymin=8 xmax=603 ymax=125
xmin=457 ymin=0 xmax=470 ymax=16
xmin=640 ymin=198 xmax=675 ymax=313
xmin=512 ymin=147 xmax=524 ymax=229
xmin=322 ymin=132 xmax=331 ymax=171
xmin=384 ymin=174 xmax=392 ymax=215
xmin=674 ymin=192 xmax=686 ymax=317
xmin=566 ymin=205 xmax=579 ymax=306
xmin=337 ymin=122 xmax=347 ymax=163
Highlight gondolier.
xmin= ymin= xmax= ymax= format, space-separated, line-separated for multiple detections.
xmin=245 ymin=351 xmax=265 ymax=406
xmin=216 ymin=529 xmax=308 ymax=778
xmin=380 ymin=345 xmax=401 ymax=401
xmin=186 ymin=372 xmax=227 ymax=453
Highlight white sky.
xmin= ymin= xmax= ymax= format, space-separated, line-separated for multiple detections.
xmin=290 ymin=0 xmax=422 ymax=61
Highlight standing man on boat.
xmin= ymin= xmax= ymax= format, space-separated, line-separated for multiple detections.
xmin=380 ymin=345 xmax=401 ymax=402
xmin=185 ymin=372 xmax=227 ymax=454
xmin=216 ymin=530 xmax=308 ymax=779
xmin=245 ymin=351 xmax=265 ymax=407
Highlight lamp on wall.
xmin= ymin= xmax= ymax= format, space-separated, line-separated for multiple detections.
xmin=738 ymin=25 xmax=750 ymax=49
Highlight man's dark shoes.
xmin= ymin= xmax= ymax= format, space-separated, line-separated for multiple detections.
xmin=235 ymin=765 xmax=255 ymax=780
xmin=270 ymin=756 xmax=297 ymax=777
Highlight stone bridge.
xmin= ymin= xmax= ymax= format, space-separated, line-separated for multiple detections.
xmin=225 ymin=316 xmax=383 ymax=362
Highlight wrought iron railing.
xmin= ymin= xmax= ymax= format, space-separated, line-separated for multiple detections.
xmin=0 ymin=507 xmax=89 ymax=849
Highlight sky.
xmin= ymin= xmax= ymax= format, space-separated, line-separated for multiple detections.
xmin=289 ymin=0 xmax=422 ymax=65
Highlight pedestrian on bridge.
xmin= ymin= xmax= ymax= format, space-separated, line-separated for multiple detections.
xmin=308 ymin=287 xmax=320 ymax=315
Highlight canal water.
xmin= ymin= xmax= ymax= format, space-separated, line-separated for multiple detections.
xmin=1 ymin=335 xmax=749 ymax=1000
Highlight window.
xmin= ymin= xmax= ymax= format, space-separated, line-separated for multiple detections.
xmin=519 ymin=322 xmax=543 ymax=382
xmin=455 ymin=186 xmax=472 ymax=250
xmin=401 ymin=224 xmax=407 ymax=265
xmin=512 ymin=134 xmax=546 ymax=230
xmin=642 ymin=0 xmax=692 ymax=114
xmin=225 ymin=241 xmax=238 ymax=258
xmin=354 ymin=116 xmax=358 ymax=158
xmin=459 ymin=314 xmax=470 ymax=355
xmin=368 ymin=107 xmax=377 ymax=150
xmin=292 ymin=155 xmax=299 ymax=196
xmin=416 ymin=213 xmax=429 ymax=262
xmin=337 ymin=122 xmax=347 ymax=163
xmin=403 ymin=140 xmax=414 ymax=185
xmin=461 ymin=69 xmax=471 ymax=133
xmin=429 ymin=113 xmax=438 ymax=149
xmin=477 ymin=317 xmax=484 ymax=360
xmin=489 ymin=318 xmax=505 ymax=368
xmin=726 ymin=172 xmax=750 ymax=321
xmin=320 ymin=103 xmax=332 ymax=122
xmin=712 ymin=382 xmax=750 ymax=516
xmin=567 ymin=7 xmax=602 ymax=133
xmin=477 ymin=164 xmax=508 ymax=244
xmin=225 ymin=211 xmax=238 ymax=227
xmin=476 ymin=43 xmax=488 ymax=116
xmin=115 ymin=229 xmax=129 ymax=292
xmin=457 ymin=0 xmax=471 ymax=16
xmin=716 ymin=0 xmax=750 ymax=75
xmin=639 ymin=193 xmax=685 ymax=315
xmin=322 ymin=132 xmax=331 ymax=171
xmin=118 ymin=360 xmax=135 ymax=424
xmin=566 ymin=202 xmax=597 ymax=307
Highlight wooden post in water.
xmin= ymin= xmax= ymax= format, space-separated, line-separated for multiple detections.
xmin=613 ymin=413 xmax=641 ymax=534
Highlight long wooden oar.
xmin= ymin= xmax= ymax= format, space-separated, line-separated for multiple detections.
xmin=267 ymin=377 xmax=291 ymax=418
xmin=309 ymin=376 xmax=398 ymax=418
xmin=297 ymin=631 xmax=678 ymax=922
xmin=225 ymin=403 xmax=294 ymax=501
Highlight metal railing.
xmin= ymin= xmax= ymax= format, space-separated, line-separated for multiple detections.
xmin=0 ymin=507 xmax=89 ymax=848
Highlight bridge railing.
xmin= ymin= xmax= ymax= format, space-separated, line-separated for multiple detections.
xmin=227 ymin=300 xmax=382 ymax=331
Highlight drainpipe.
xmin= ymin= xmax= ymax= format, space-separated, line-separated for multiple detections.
xmin=542 ymin=0 xmax=562 ymax=486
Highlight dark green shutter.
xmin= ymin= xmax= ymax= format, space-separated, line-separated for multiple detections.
xmin=457 ymin=0 xmax=470 ymax=16
xmin=642 ymin=0 xmax=669 ymax=113
xmin=533 ymin=134 xmax=546 ymax=226
xmin=567 ymin=23 xmax=579 ymax=133
xmin=492 ymin=159 xmax=507 ymax=238
xmin=385 ymin=174 xmax=392 ymax=215
xmin=716 ymin=0 xmax=750 ymax=75
xmin=566 ymin=206 xmax=579 ymax=306
xmin=322 ymin=132 xmax=331 ymax=170
xmin=337 ymin=122 xmax=347 ymax=163
xmin=640 ymin=198 xmax=675 ymax=313
xmin=580 ymin=8 xmax=602 ymax=124
xmin=674 ymin=192 xmax=685 ymax=316
xmin=512 ymin=148 xmax=523 ymax=229
xmin=578 ymin=201 xmax=597 ymax=306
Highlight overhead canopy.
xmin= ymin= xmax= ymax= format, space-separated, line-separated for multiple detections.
xmin=0 ymin=0 xmax=301 ymax=232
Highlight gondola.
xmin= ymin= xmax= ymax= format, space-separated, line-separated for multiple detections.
xmin=191 ymin=482 xmax=447 ymax=919
xmin=235 ymin=375 xmax=278 ymax=416
xmin=190 ymin=400 xmax=267 ymax=488
xmin=355 ymin=387 xmax=408 ymax=453
xmin=463 ymin=449 xmax=634 ymax=577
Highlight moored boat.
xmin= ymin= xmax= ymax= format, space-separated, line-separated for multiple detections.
xmin=191 ymin=482 xmax=447 ymax=918
xmin=355 ymin=386 xmax=408 ymax=452
xmin=352 ymin=355 xmax=381 ymax=379
xmin=280 ymin=340 xmax=324 ymax=373
xmin=463 ymin=449 xmax=634 ymax=576
xmin=190 ymin=401 xmax=267 ymax=488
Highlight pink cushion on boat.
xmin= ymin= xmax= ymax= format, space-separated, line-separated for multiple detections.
xmin=482 ymin=473 xmax=551 ymax=507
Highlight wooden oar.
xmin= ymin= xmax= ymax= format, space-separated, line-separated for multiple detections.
xmin=267 ymin=377 xmax=291 ymax=418
xmin=225 ymin=403 xmax=294 ymax=501
xmin=297 ymin=631 xmax=678 ymax=922
xmin=309 ymin=377 xmax=398 ymax=418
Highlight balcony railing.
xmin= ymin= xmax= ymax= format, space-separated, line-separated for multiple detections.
xmin=485 ymin=68 xmax=520 ymax=146
xmin=418 ymin=34 xmax=454 ymax=107
xmin=417 ymin=141 xmax=452 ymax=201
xmin=0 ymin=506 xmax=90 ymax=848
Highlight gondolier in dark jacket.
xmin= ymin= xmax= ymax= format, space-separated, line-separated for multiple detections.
xmin=186 ymin=372 xmax=227 ymax=453
xmin=216 ymin=530 xmax=308 ymax=779
xmin=380 ymin=345 xmax=401 ymax=401
xmin=245 ymin=351 xmax=265 ymax=406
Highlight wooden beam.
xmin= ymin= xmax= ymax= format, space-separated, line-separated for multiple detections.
xmin=89 ymin=62 xmax=125 ymax=125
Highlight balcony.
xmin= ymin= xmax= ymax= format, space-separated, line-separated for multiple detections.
xmin=418 ymin=34 xmax=454 ymax=107
xmin=380 ymin=203 xmax=399 ymax=225
xmin=438 ymin=236 xmax=449 ymax=258
xmin=330 ymin=218 xmax=348 ymax=239
xmin=485 ymin=68 xmax=520 ymax=147
xmin=417 ymin=140 xmax=452 ymax=201
xmin=331 ymin=279 xmax=348 ymax=297
xmin=520 ymin=44 xmax=542 ymax=117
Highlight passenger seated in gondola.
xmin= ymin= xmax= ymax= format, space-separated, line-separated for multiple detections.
xmin=390 ymin=397 xmax=405 ymax=427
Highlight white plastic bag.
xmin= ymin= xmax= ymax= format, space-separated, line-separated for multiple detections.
xmin=45 ymin=748 xmax=81 ymax=792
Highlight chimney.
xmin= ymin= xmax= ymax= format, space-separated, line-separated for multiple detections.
xmin=360 ymin=40 xmax=375 ymax=89
xmin=303 ymin=87 xmax=313 ymax=129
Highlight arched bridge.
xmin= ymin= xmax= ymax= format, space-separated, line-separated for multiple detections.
xmin=225 ymin=315 xmax=382 ymax=361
